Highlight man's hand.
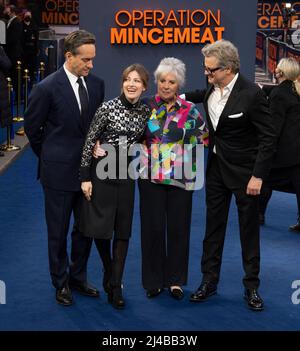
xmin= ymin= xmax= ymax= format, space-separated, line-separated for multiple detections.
xmin=93 ymin=140 xmax=106 ymax=158
xmin=81 ymin=181 xmax=92 ymax=201
xmin=246 ymin=176 xmax=263 ymax=196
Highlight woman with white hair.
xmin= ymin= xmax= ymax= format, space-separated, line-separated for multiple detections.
xmin=259 ymin=57 xmax=300 ymax=231
xmin=139 ymin=57 xmax=208 ymax=300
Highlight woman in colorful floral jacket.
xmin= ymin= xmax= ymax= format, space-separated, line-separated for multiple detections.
xmin=139 ymin=57 xmax=209 ymax=300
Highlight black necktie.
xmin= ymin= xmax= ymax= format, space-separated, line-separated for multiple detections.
xmin=77 ymin=77 xmax=89 ymax=119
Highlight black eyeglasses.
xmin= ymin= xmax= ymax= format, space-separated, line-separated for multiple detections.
xmin=203 ymin=64 xmax=223 ymax=75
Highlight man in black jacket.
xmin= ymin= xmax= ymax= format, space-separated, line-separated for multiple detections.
xmin=186 ymin=40 xmax=276 ymax=311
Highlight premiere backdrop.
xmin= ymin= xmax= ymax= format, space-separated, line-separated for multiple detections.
xmin=80 ymin=0 xmax=258 ymax=99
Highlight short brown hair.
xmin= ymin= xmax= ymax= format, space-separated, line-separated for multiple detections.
xmin=64 ymin=30 xmax=96 ymax=55
xmin=121 ymin=63 xmax=149 ymax=90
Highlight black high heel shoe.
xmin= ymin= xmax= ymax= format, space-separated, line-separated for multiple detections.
xmin=107 ymin=284 xmax=125 ymax=309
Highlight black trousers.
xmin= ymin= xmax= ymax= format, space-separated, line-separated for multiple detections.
xmin=202 ymin=157 xmax=260 ymax=289
xmin=138 ymin=179 xmax=193 ymax=290
xmin=43 ymin=187 xmax=93 ymax=289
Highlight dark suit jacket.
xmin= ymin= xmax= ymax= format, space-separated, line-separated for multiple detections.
xmin=5 ymin=17 xmax=23 ymax=63
xmin=24 ymin=67 xmax=105 ymax=191
xmin=0 ymin=45 xmax=11 ymax=128
xmin=185 ymin=74 xmax=276 ymax=188
xmin=269 ymin=80 xmax=300 ymax=168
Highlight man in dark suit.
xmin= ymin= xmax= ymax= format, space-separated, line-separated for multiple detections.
xmin=3 ymin=5 xmax=22 ymax=91
xmin=24 ymin=30 xmax=105 ymax=306
xmin=186 ymin=40 xmax=276 ymax=311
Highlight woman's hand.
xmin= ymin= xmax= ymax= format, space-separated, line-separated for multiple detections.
xmin=81 ymin=181 xmax=92 ymax=201
xmin=93 ymin=140 xmax=106 ymax=158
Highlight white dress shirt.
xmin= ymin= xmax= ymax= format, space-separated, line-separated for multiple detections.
xmin=63 ymin=64 xmax=88 ymax=112
xmin=207 ymin=73 xmax=239 ymax=153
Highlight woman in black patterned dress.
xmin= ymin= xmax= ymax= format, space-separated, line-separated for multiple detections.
xmin=79 ymin=64 xmax=150 ymax=309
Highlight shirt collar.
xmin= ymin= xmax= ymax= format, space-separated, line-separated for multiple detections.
xmin=63 ymin=63 xmax=83 ymax=87
xmin=216 ymin=73 xmax=239 ymax=93
xmin=155 ymin=94 xmax=182 ymax=109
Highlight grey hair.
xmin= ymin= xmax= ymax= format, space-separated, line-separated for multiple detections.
xmin=202 ymin=39 xmax=240 ymax=74
xmin=154 ymin=57 xmax=186 ymax=89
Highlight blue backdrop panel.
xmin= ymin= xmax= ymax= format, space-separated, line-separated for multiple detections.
xmin=80 ymin=0 xmax=258 ymax=99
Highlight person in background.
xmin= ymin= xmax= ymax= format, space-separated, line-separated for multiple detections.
xmin=24 ymin=30 xmax=105 ymax=306
xmin=259 ymin=57 xmax=300 ymax=233
xmin=3 ymin=5 xmax=22 ymax=92
xmin=80 ymin=64 xmax=150 ymax=309
xmin=185 ymin=40 xmax=276 ymax=311
xmin=0 ymin=45 xmax=12 ymax=157
xmin=139 ymin=57 xmax=208 ymax=301
xmin=22 ymin=10 xmax=38 ymax=86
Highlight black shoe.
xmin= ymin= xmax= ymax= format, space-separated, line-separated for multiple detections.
xmin=69 ymin=280 xmax=99 ymax=297
xmin=169 ymin=286 xmax=184 ymax=300
xmin=0 ymin=151 xmax=4 ymax=157
xmin=146 ymin=288 xmax=163 ymax=298
xmin=289 ymin=218 xmax=300 ymax=232
xmin=108 ymin=285 xmax=125 ymax=309
xmin=190 ymin=282 xmax=217 ymax=302
xmin=259 ymin=213 xmax=265 ymax=225
xmin=56 ymin=285 xmax=73 ymax=306
xmin=244 ymin=289 xmax=264 ymax=311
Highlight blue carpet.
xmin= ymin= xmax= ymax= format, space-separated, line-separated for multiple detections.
xmin=0 ymin=148 xmax=300 ymax=331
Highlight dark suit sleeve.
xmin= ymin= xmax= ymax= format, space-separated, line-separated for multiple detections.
xmin=6 ymin=20 xmax=22 ymax=47
xmin=249 ymin=89 xmax=276 ymax=179
xmin=269 ymin=87 xmax=288 ymax=141
xmin=99 ymin=79 xmax=105 ymax=103
xmin=184 ymin=89 xmax=206 ymax=103
xmin=0 ymin=46 xmax=11 ymax=72
xmin=24 ymin=84 xmax=51 ymax=157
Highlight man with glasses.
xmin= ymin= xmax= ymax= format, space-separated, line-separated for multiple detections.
xmin=185 ymin=40 xmax=276 ymax=311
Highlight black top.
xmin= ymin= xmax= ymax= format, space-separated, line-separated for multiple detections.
xmin=269 ymin=79 xmax=300 ymax=168
xmin=80 ymin=94 xmax=150 ymax=181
